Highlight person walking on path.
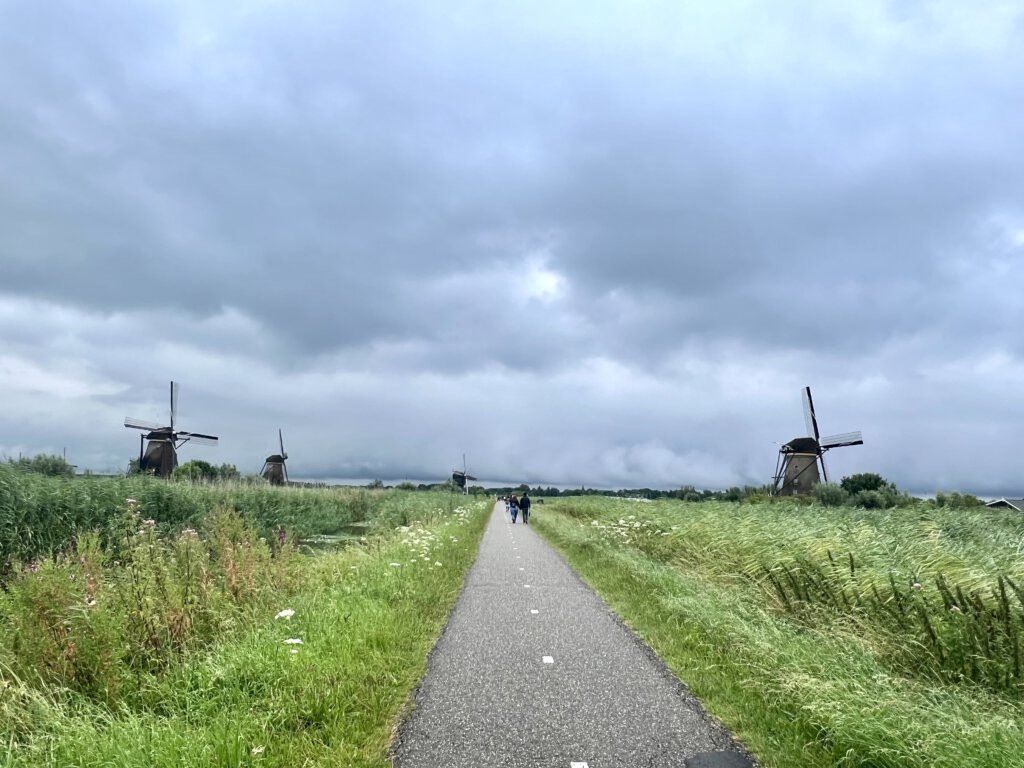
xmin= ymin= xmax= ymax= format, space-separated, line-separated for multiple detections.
xmin=519 ymin=491 xmax=531 ymax=524
xmin=509 ymin=494 xmax=519 ymax=523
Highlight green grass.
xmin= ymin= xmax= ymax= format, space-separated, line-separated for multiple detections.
xmin=0 ymin=493 xmax=491 ymax=767
xmin=0 ymin=463 xmax=430 ymax=567
xmin=532 ymin=497 xmax=1024 ymax=768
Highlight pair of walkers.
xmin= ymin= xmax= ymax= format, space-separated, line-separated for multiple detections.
xmin=509 ymin=492 xmax=531 ymax=524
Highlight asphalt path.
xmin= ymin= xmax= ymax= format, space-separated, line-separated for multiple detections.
xmin=391 ymin=501 xmax=755 ymax=768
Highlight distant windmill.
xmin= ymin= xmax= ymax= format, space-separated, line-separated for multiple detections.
xmin=452 ymin=454 xmax=476 ymax=495
xmin=124 ymin=381 xmax=219 ymax=478
xmin=261 ymin=429 xmax=289 ymax=486
xmin=772 ymin=386 xmax=863 ymax=496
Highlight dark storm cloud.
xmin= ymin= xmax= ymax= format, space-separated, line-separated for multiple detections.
xmin=2 ymin=1 xmax=1023 ymax=492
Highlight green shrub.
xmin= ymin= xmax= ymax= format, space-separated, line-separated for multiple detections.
xmin=854 ymin=489 xmax=887 ymax=509
xmin=814 ymin=482 xmax=848 ymax=507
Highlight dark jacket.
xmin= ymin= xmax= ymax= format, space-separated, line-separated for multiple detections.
xmin=520 ymin=495 xmax=531 ymax=511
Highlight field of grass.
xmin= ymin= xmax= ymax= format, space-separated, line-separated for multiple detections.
xmin=532 ymin=496 xmax=1024 ymax=768
xmin=0 ymin=463 xmax=424 ymax=568
xmin=0 ymin=475 xmax=491 ymax=767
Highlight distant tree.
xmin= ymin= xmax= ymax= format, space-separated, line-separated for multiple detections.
xmin=173 ymin=459 xmax=217 ymax=481
xmin=840 ymin=473 xmax=893 ymax=496
xmin=216 ymin=463 xmax=241 ymax=481
xmin=397 ymin=481 xmax=416 ymax=491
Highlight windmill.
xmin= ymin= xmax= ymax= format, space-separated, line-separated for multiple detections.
xmin=124 ymin=381 xmax=219 ymax=478
xmin=261 ymin=429 xmax=289 ymax=486
xmin=772 ymin=386 xmax=863 ymax=496
xmin=452 ymin=453 xmax=476 ymax=495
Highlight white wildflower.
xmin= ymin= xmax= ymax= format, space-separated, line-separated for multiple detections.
xmin=389 ymin=562 xmax=402 ymax=567
xmin=283 ymin=638 xmax=303 ymax=645
xmin=274 ymin=608 xmax=295 ymax=620
xmin=251 ymin=745 xmax=265 ymax=755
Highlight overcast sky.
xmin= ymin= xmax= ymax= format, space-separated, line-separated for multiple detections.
xmin=2 ymin=1 xmax=1023 ymax=493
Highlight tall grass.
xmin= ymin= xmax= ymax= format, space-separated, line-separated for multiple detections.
xmin=535 ymin=497 xmax=1024 ymax=767
xmin=557 ymin=497 xmax=1024 ymax=692
xmin=0 ymin=463 xmax=418 ymax=569
xmin=0 ymin=492 xmax=490 ymax=767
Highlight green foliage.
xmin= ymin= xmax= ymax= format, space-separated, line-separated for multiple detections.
xmin=854 ymin=488 xmax=887 ymax=508
xmin=0 ymin=504 xmax=295 ymax=707
xmin=0 ymin=463 xmax=427 ymax=568
xmin=536 ymin=505 xmax=1024 ymax=768
xmin=546 ymin=495 xmax=1024 ymax=696
xmin=7 ymin=454 xmax=75 ymax=477
xmin=840 ymin=472 xmax=892 ymax=495
xmin=814 ymin=482 xmax=848 ymax=507
xmin=934 ymin=491 xmax=985 ymax=508
xmin=0 ymin=494 xmax=492 ymax=766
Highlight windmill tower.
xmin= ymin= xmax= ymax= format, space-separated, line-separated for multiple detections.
xmin=124 ymin=381 xmax=219 ymax=478
xmin=261 ymin=429 xmax=289 ymax=486
xmin=772 ymin=386 xmax=863 ymax=496
xmin=451 ymin=454 xmax=477 ymax=495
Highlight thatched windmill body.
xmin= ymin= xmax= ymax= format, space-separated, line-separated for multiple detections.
xmin=772 ymin=386 xmax=863 ymax=496
xmin=124 ymin=381 xmax=218 ymax=478
xmin=261 ymin=429 xmax=289 ymax=485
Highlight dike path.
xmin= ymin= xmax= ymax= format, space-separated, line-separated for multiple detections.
xmin=390 ymin=501 xmax=755 ymax=768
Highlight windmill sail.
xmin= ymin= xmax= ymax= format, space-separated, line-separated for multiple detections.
xmin=820 ymin=431 xmax=863 ymax=448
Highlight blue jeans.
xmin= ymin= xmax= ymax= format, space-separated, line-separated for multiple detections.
xmin=511 ymin=506 xmax=518 ymax=522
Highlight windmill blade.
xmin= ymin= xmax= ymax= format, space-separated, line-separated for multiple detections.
xmin=178 ymin=431 xmax=218 ymax=446
xmin=125 ymin=416 xmax=164 ymax=431
xmin=283 ymin=459 xmax=289 ymax=484
xmin=170 ymin=381 xmax=179 ymax=430
xmin=820 ymin=431 xmax=863 ymax=448
xmin=820 ymin=453 xmax=830 ymax=484
xmin=279 ymin=428 xmax=287 ymax=459
xmin=802 ymin=386 xmax=820 ymax=441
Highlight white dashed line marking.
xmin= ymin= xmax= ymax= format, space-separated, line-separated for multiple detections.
xmin=519 ymin=567 xmax=525 ymax=571
xmin=530 ymin=609 xmax=539 ymax=614
xmin=570 ymin=763 xmax=589 ymax=768
xmin=543 ymin=656 xmax=554 ymax=664
xmin=524 ymin=584 xmax=530 ymax=588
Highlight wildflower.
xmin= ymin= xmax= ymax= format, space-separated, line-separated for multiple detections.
xmin=950 ymin=605 xmax=962 ymax=613
xmin=86 ymin=599 xmax=97 ymax=607
xmin=434 ymin=561 xmax=442 ymax=567
xmin=912 ymin=582 xmax=923 ymax=591
xmin=389 ymin=562 xmax=402 ymax=567
xmin=181 ymin=528 xmax=198 ymax=538
xmin=142 ymin=519 xmax=156 ymax=528
xmin=290 ymin=649 xmax=299 ymax=654
xmin=125 ymin=498 xmax=138 ymax=507
xmin=283 ymin=638 xmax=303 ymax=645
xmin=251 ymin=745 xmax=265 ymax=755
xmin=274 ymin=608 xmax=296 ymax=620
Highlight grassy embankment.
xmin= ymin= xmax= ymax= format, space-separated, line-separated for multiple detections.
xmin=533 ymin=496 xmax=1024 ymax=768
xmin=0 ymin=466 xmax=492 ymax=767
